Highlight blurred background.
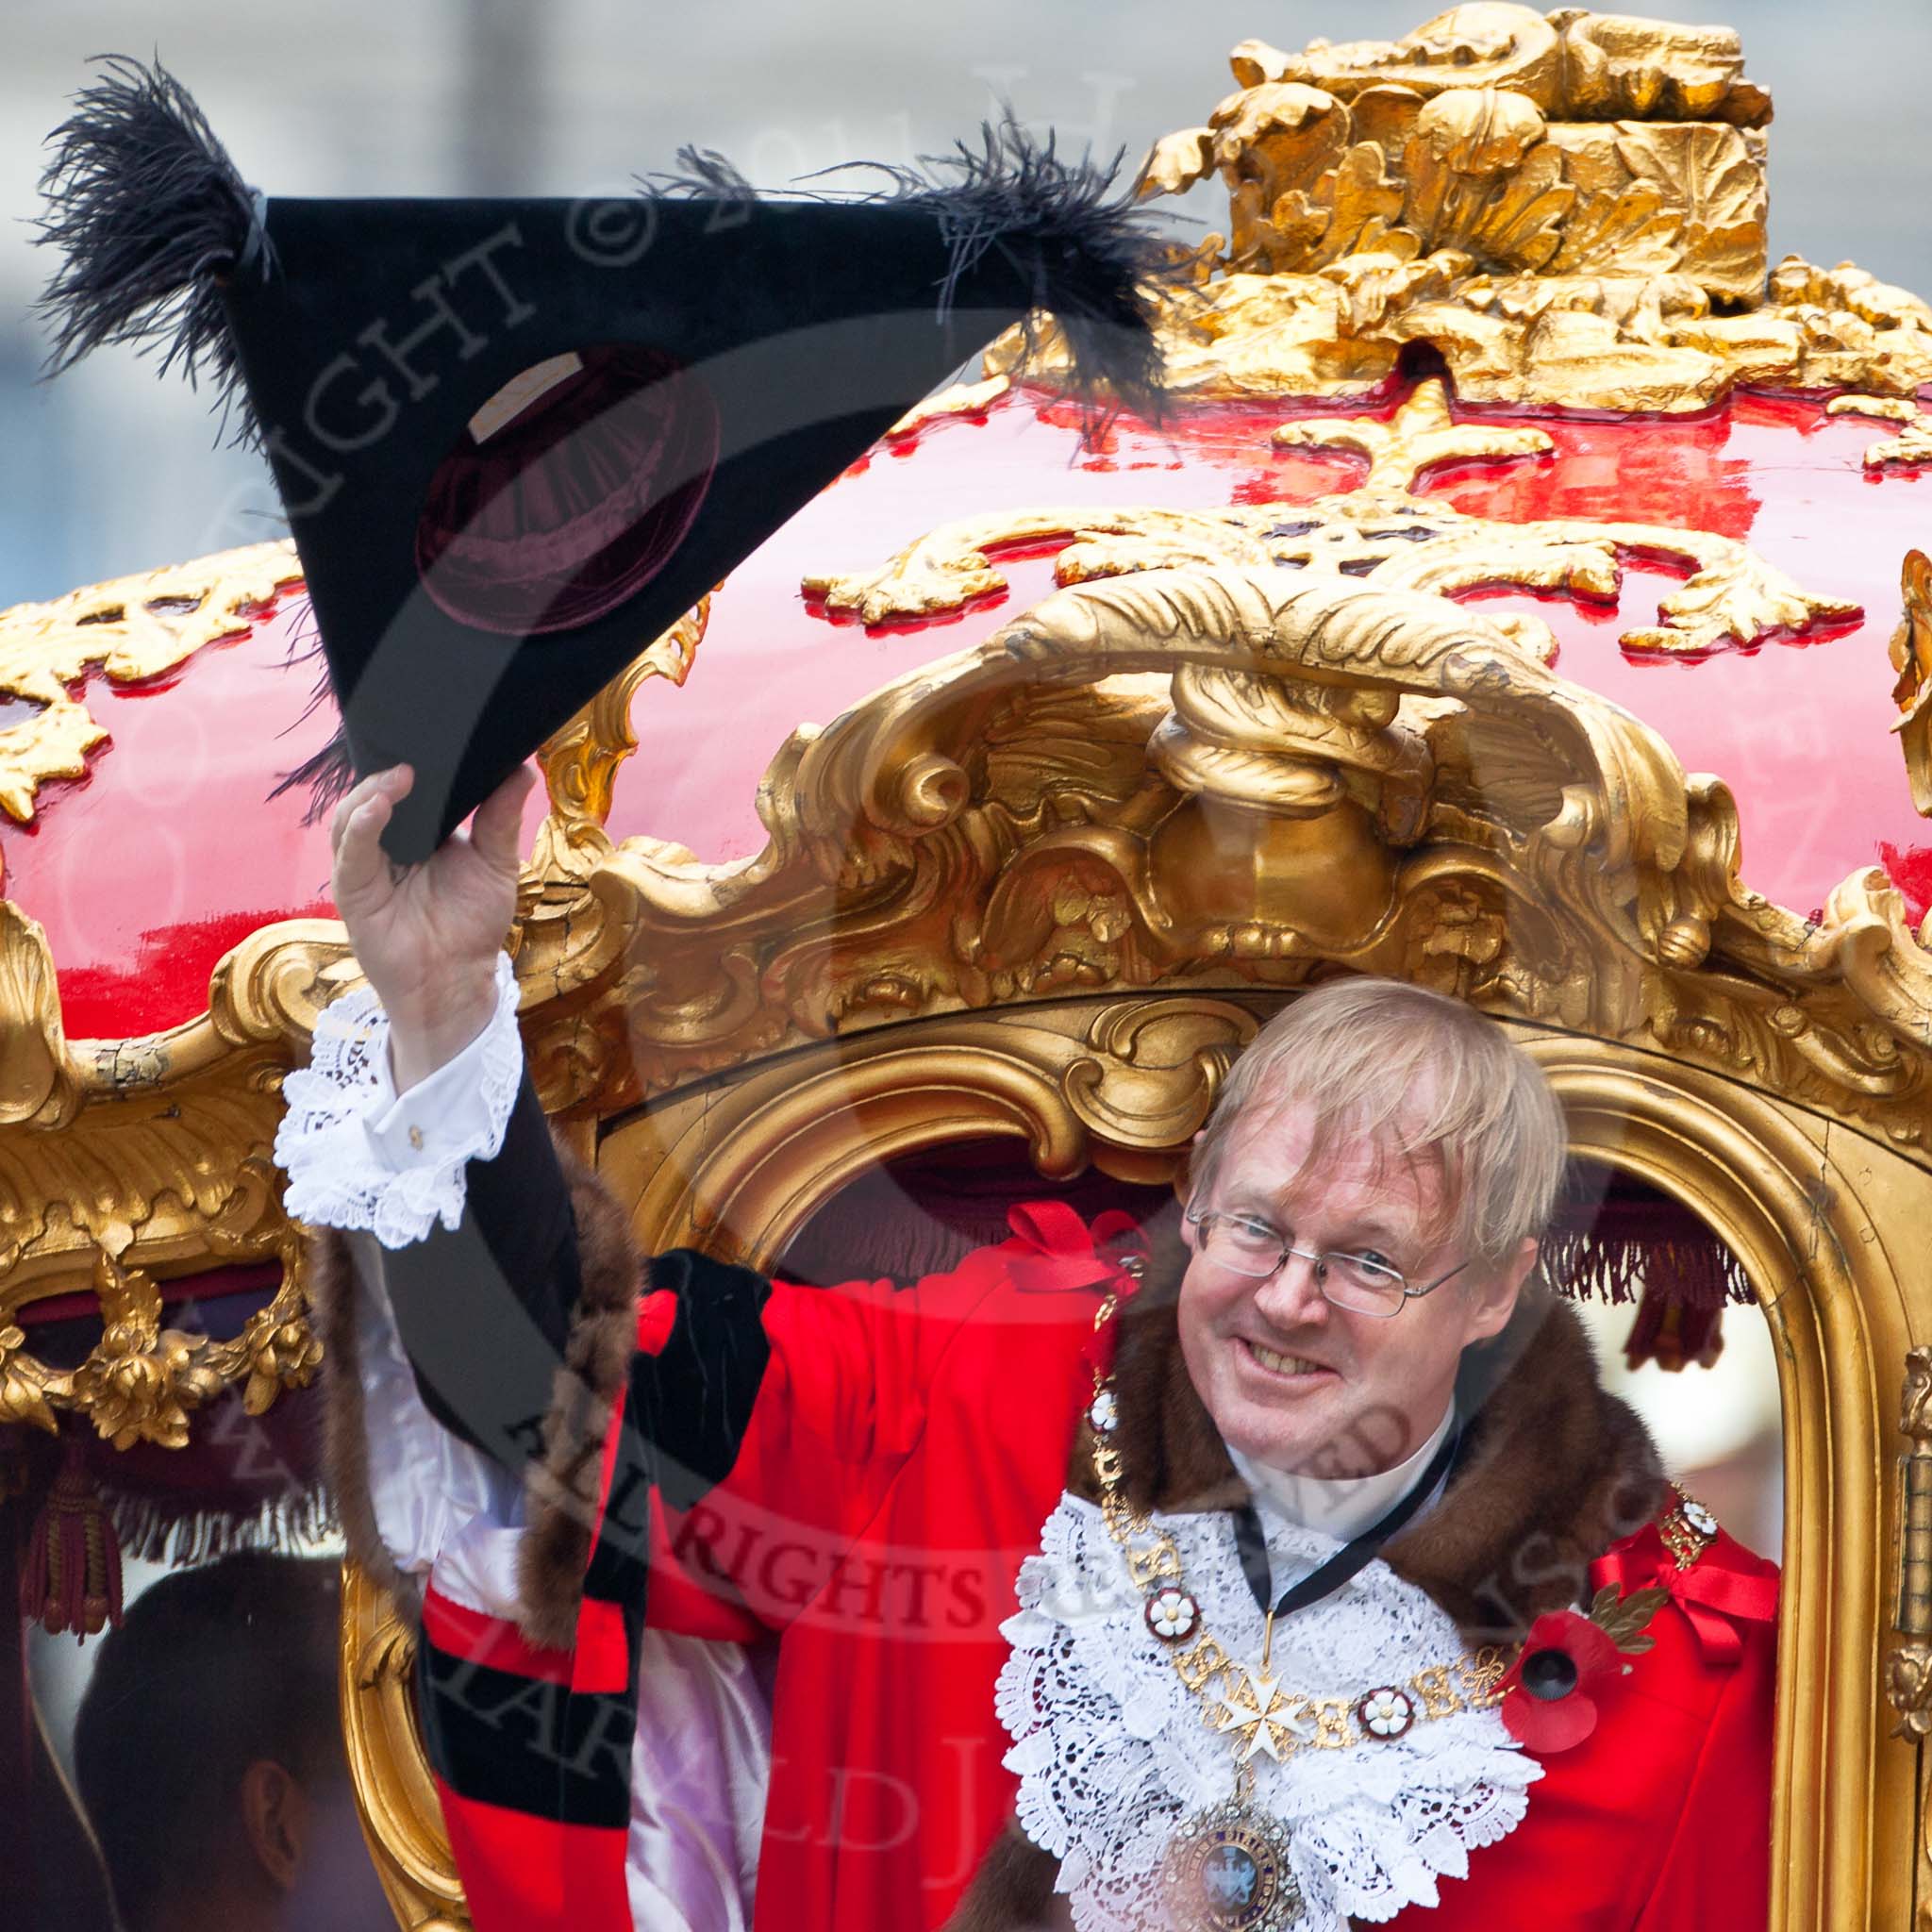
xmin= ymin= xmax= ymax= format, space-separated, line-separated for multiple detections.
xmin=4 ymin=0 xmax=1932 ymax=610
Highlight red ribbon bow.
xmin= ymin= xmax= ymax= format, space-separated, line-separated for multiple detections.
xmin=1005 ymin=1202 xmax=1148 ymax=1295
xmin=1594 ymin=1527 xmax=1779 ymax=1668
xmin=1005 ymin=1203 xmax=1150 ymax=1378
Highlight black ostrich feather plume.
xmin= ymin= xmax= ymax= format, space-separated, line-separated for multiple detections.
xmin=861 ymin=119 xmax=1185 ymax=432
xmin=650 ymin=119 xmax=1184 ymax=435
xmin=35 ymin=54 xmax=272 ymax=445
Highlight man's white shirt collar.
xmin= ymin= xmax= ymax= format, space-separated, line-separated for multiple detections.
xmin=1227 ymin=1402 xmax=1456 ymax=1545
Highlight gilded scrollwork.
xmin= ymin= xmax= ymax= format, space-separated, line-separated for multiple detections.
xmin=491 ymin=564 xmax=1932 ymax=1159
xmin=1827 ymin=396 xmax=1932 ymax=472
xmin=0 ymin=896 xmax=341 ymax=1436
xmin=1062 ymin=999 xmax=1259 ymax=1152
xmin=0 ymin=899 xmax=79 ymax=1129
xmin=529 ymin=597 xmax=709 ymax=887
xmin=1225 ymin=6 xmax=1768 ymax=124
xmin=1891 ymin=1346 xmax=1932 ymax=1744
xmin=0 ymin=1221 xmax=317 ymax=1445
xmin=806 ymin=379 xmax=1857 ymax=658
xmin=0 ymin=586 xmax=732 ymax=1445
xmin=0 ymin=557 xmax=327 ymax=1433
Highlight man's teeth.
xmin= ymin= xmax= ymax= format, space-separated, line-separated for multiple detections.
xmin=1249 ymin=1341 xmax=1324 ymax=1376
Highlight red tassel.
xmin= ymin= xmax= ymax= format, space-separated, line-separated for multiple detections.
xmin=1623 ymin=1291 xmax=1724 ymax=1374
xmin=18 ymin=1442 xmax=124 ymax=1641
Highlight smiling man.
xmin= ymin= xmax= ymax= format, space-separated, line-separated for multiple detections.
xmin=1174 ymin=993 xmax=1543 ymax=1492
xmin=277 ymin=764 xmax=1779 ymax=1932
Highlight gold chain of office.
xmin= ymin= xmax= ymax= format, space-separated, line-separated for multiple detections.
xmin=1083 ymin=1290 xmax=1510 ymax=1780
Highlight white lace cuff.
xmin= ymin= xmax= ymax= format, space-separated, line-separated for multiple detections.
xmin=274 ymin=951 xmax=524 ymax=1247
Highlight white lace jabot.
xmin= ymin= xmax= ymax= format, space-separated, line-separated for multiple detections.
xmin=997 ymin=1493 xmax=1538 ymax=1932
xmin=273 ymin=950 xmax=524 ymax=1247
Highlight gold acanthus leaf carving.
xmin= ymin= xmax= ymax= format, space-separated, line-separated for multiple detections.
xmin=1890 ymin=550 xmax=1932 ymax=819
xmin=1885 ymin=1642 xmax=1932 ymax=1744
xmin=1269 ymin=374 xmax=1553 ymax=488
xmin=1224 ymin=5 xmax=1764 ymax=127
xmin=1891 ymin=1346 xmax=1932 ymax=1740
xmin=0 ymin=1213 xmax=319 ymax=1444
xmin=807 ymin=380 xmax=1859 ymax=658
xmin=1400 ymin=90 xmax=1573 ymax=275
xmin=531 ymin=599 xmax=710 ymax=889
xmin=0 ymin=1323 xmax=56 ymax=1433
xmin=1613 ymin=122 xmax=1765 ymax=297
xmin=0 ymin=540 xmax=303 ymax=849
xmin=1231 ymin=7 xmax=1567 ymax=110
xmin=0 ymin=900 xmax=78 ymax=1129
xmin=1149 ymin=9 xmax=1770 ymax=298
xmin=0 ymin=898 xmax=343 ymax=1441
xmin=993 ymin=251 xmax=1932 ymax=414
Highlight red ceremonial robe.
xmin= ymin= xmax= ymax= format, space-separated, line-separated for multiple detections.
xmin=314 ymin=1104 xmax=1779 ymax=1932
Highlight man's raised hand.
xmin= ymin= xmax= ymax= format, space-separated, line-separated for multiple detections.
xmin=329 ymin=761 xmax=539 ymax=1091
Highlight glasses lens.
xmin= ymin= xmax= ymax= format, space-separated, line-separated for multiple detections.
xmin=1321 ymin=1255 xmax=1407 ymax=1318
xmin=1200 ymin=1218 xmax=1284 ymax=1276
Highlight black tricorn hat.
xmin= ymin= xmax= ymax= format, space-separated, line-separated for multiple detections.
xmin=38 ymin=59 xmax=1178 ymax=860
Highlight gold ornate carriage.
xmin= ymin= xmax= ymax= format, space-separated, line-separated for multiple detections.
xmin=8 ymin=8 xmax=1932 ymax=1926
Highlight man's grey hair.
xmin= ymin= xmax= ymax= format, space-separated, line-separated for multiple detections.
xmin=1189 ymin=976 xmax=1568 ymax=1268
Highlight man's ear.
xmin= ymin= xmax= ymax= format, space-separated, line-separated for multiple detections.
xmin=1174 ymin=1129 xmax=1208 ymax=1223
xmin=240 ymin=1758 xmax=310 ymax=1891
xmin=1463 ymin=1237 xmax=1539 ymax=1345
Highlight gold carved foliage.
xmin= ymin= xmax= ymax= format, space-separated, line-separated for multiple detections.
xmin=993 ymin=8 xmax=1932 ymax=414
xmin=1892 ymin=551 xmax=1932 ymax=820
xmin=1831 ymin=395 xmax=1932 ymax=474
xmin=1153 ymin=8 xmax=1769 ymax=290
xmin=0 ymin=541 xmax=304 ymax=872
xmin=0 ymin=1221 xmax=320 ymax=1447
xmin=807 ymin=380 xmax=1857 ymax=659
xmin=1225 ymin=6 xmax=1768 ymax=125
xmin=529 ymin=597 xmax=708 ymax=886
xmin=0 ymin=541 xmax=325 ymax=1431
xmin=0 ymin=905 xmax=357 ymax=1441
xmin=0 ymin=561 xmax=718 ymax=1449
xmin=0 ymin=548 xmax=719 ymax=1449
xmin=1890 ymin=1345 xmax=1932 ymax=1744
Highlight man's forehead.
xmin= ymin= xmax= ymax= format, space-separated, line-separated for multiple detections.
xmin=1215 ymin=1091 xmax=1447 ymax=1220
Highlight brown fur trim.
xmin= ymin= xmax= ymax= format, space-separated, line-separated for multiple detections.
xmin=308 ymin=1224 xmax=422 ymax=1625
xmin=1380 ymin=1292 xmax=1666 ymax=1643
xmin=941 ymin=1820 xmax=1074 ymax=1931
xmin=510 ymin=1126 xmax=646 ymax=1650
xmin=307 ymin=1127 xmax=646 ymax=1652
